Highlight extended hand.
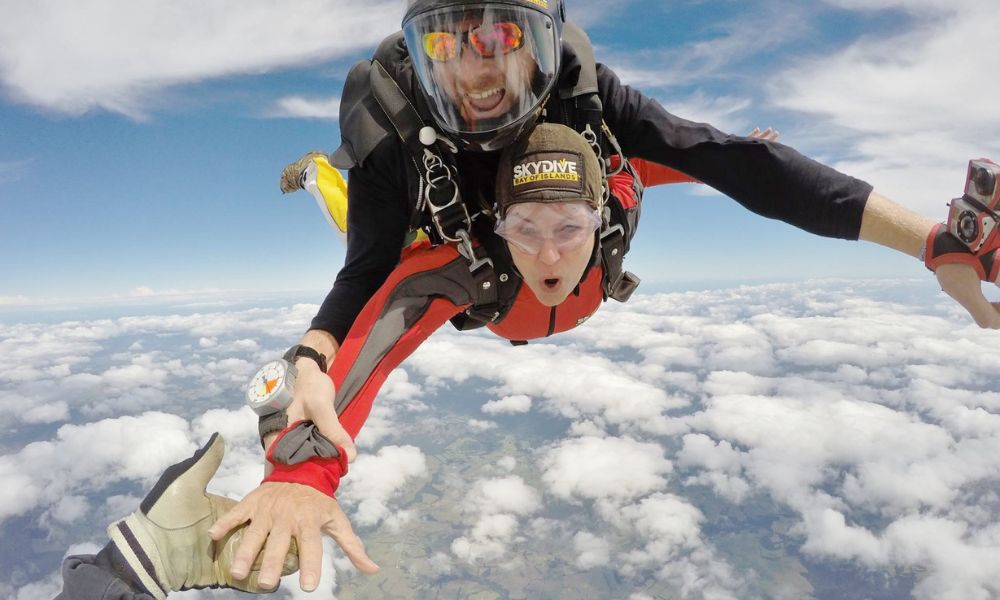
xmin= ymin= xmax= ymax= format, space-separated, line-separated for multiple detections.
xmin=936 ymin=263 xmax=1000 ymax=328
xmin=208 ymin=481 xmax=378 ymax=592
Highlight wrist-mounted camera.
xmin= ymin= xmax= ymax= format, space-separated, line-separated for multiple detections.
xmin=947 ymin=158 xmax=1000 ymax=253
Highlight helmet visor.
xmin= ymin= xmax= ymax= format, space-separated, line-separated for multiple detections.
xmin=403 ymin=4 xmax=558 ymax=138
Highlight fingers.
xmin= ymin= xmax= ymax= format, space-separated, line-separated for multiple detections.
xmin=323 ymin=509 xmax=380 ymax=575
xmin=230 ymin=522 xmax=271 ymax=580
xmin=209 ymin=501 xmax=250 ymax=541
xmin=256 ymin=528 xmax=292 ymax=591
xmin=297 ymin=524 xmax=325 ymax=591
xmin=747 ymin=127 xmax=780 ymax=141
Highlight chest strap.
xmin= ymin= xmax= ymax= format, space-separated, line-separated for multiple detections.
xmin=370 ymin=60 xmax=478 ymax=251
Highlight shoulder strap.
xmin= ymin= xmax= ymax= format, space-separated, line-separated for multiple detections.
xmin=559 ymin=22 xmax=599 ymax=99
xmin=554 ymin=24 xmax=641 ymax=302
xmin=328 ymin=59 xmax=393 ymax=170
xmin=328 ymin=31 xmax=421 ymax=170
xmin=558 ymin=22 xmax=603 ymax=149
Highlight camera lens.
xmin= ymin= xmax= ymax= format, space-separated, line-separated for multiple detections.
xmin=957 ymin=210 xmax=979 ymax=243
xmin=972 ymin=164 xmax=997 ymax=197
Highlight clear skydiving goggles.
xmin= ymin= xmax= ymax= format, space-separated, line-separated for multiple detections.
xmin=422 ymin=21 xmax=524 ymax=62
xmin=494 ymin=202 xmax=602 ymax=255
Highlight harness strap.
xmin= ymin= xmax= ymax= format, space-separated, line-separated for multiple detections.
xmin=370 ymin=60 xmax=474 ymax=247
xmin=370 ymin=61 xmax=426 ymax=158
xmin=599 ymin=219 xmax=640 ymax=302
xmin=463 ymin=243 xmax=502 ymax=323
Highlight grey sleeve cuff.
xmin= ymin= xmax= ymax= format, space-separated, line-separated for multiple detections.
xmin=270 ymin=421 xmax=342 ymax=465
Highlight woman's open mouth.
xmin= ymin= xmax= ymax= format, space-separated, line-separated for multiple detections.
xmin=543 ymin=277 xmax=561 ymax=290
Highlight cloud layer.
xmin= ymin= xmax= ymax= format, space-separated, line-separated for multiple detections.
xmin=3 ymin=275 xmax=999 ymax=600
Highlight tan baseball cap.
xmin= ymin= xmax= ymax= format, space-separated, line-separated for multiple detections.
xmin=495 ymin=123 xmax=602 ymax=216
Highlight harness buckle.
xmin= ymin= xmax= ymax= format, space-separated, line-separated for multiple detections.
xmin=456 ymin=230 xmax=494 ymax=275
xmin=610 ymin=271 xmax=640 ymax=302
xmin=599 ymin=222 xmax=625 ymax=244
xmin=423 ymin=149 xmax=471 ymax=244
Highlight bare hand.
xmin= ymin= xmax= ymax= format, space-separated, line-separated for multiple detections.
xmin=936 ymin=263 xmax=1000 ymax=328
xmin=748 ymin=127 xmax=780 ymax=141
xmin=208 ymin=482 xmax=379 ymax=591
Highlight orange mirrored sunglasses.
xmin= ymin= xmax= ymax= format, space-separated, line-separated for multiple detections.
xmin=422 ymin=21 xmax=523 ymax=62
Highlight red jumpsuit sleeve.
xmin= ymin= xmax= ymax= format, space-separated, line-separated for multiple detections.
xmin=265 ymin=243 xmax=474 ymax=495
xmin=629 ymin=157 xmax=699 ymax=186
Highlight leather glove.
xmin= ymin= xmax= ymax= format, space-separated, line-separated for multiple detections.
xmin=108 ymin=434 xmax=298 ymax=598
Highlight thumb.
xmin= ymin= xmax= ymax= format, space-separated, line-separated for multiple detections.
xmin=309 ymin=398 xmax=357 ymax=463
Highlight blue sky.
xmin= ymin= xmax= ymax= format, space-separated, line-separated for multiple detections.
xmin=2 ymin=0 xmax=999 ymax=308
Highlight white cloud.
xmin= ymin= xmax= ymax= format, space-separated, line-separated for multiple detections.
xmin=0 ymin=0 xmax=403 ymax=117
xmin=770 ymin=3 xmax=1000 ymax=215
xmin=677 ymin=433 xmax=750 ymax=503
xmin=481 ymin=394 xmax=532 ymax=415
xmin=466 ymin=418 xmax=496 ymax=431
xmin=355 ymin=369 xmax=429 ymax=448
xmin=464 ymin=476 xmax=542 ymax=517
xmin=617 ymin=493 xmax=705 ymax=563
xmin=0 ymin=294 xmax=31 ymax=305
xmin=451 ymin=513 xmax=520 ymax=564
xmin=21 ymin=401 xmax=69 ymax=424
xmin=0 ymin=412 xmax=195 ymax=526
xmin=343 ymin=445 xmax=426 ymax=527
xmin=601 ymin=2 xmax=811 ymax=92
xmin=608 ymin=493 xmax=744 ymax=597
xmin=268 ymin=95 xmax=341 ymax=120
xmin=655 ymin=92 xmax=753 ymax=136
xmin=540 ymin=436 xmax=672 ymax=503
xmin=496 ymin=456 xmax=517 ymax=471
xmin=13 ymin=576 xmax=61 ymax=600
xmin=573 ymin=531 xmax=610 ymax=569
xmin=46 ymin=495 xmax=89 ymax=524
xmin=407 ymin=337 xmax=687 ymax=435
xmin=451 ymin=475 xmax=542 ymax=564
xmin=130 ymin=286 xmax=156 ymax=297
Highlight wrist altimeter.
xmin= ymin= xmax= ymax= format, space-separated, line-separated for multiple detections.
xmin=246 ymin=358 xmax=297 ymax=416
xmin=245 ymin=345 xmax=328 ymax=417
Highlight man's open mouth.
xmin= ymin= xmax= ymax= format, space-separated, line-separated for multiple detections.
xmin=465 ymin=87 xmax=505 ymax=113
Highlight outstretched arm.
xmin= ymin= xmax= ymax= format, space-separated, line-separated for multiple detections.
xmin=210 ymin=243 xmax=475 ymax=591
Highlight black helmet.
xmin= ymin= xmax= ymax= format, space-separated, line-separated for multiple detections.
xmin=402 ymin=0 xmax=565 ymax=152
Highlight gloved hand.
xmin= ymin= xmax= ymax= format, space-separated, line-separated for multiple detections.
xmin=279 ymin=151 xmax=326 ymax=194
xmin=108 ymin=434 xmax=298 ymax=599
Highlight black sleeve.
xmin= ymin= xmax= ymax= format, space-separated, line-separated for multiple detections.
xmin=309 ymin=137 xmax=412 ymax=344
xmin=597 ymin=64 xmax=873 ymax=240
